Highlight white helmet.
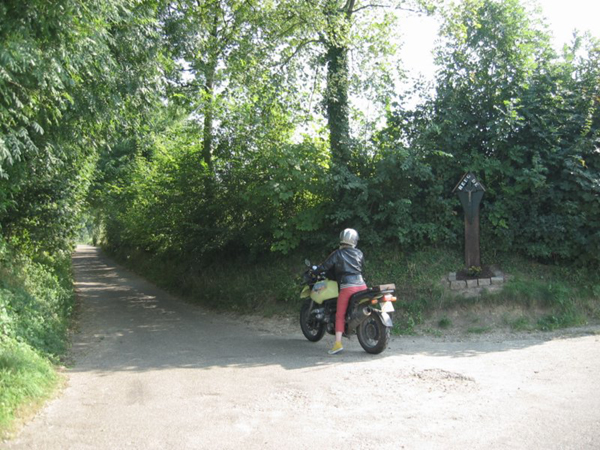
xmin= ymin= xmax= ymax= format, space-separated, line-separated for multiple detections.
xmin=340 ymin=228 xmax=359 ymax=247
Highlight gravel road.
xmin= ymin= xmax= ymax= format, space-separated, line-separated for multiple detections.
xmin=4 ymin=245 xmax=600 ymax=449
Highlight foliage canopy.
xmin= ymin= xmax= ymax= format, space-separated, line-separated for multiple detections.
xmin=1 ymin=0 xmax=598 ymax=267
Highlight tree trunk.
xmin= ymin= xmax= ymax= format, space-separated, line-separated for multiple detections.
xmin=326 ymin=42 xmax=351 ymax=166
xmin=202 ymin=61 xmax=215 ymax=169
xmin=324 ymin=0 xmax=355 ymax=167
xmin=201 ymin=6 xmax=220 ymax=169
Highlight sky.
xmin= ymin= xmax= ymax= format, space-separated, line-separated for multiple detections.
xmin=399 ymin=0 xmax=600 ymax=81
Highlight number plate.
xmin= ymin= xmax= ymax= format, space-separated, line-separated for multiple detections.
xmin=381 ymin=301 xmax=395 ymax=313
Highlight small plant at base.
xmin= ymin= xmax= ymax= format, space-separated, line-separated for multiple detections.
xmin=467 ymin=266 xmax=482 ymax=277
xmin=509 ymin=316 xmax=531 ymax=331
xmin=438 ymin=316 xmax=452 ymax=329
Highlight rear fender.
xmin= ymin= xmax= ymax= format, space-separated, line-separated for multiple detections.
xmin=376 ymin=310 xmax=393 ymax=328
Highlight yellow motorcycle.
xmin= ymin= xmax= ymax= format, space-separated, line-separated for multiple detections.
xmin=299 ymin=260 xmax=397 ymax=354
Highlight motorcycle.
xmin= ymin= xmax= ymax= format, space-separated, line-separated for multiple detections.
xmin=299 ymin=260 xmax=397 ymax=354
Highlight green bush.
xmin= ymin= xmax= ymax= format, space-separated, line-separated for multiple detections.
xmin=0 ymin=241 xmax=74 ymax=357
xmin=0 ymin=238 xmax=73 ymax=435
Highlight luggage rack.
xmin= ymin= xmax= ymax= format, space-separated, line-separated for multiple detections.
xmin=375 ymin=284 xmax=396 ymax=292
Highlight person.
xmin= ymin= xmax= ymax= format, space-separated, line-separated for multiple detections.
xmin=315 ymin=228 xmax=367 ymax=355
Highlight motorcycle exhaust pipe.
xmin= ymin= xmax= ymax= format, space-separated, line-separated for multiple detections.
xmin=347 ymin=305 xmax=372 ymax=332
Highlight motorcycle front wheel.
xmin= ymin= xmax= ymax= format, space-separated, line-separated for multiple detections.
xmin=357 ymin=313 xmax=390 ymax=354
xmin=300 ymin=299 xmax=326 ymax=342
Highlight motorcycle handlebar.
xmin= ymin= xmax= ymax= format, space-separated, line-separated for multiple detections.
xmin=304 ymin=268 xmax=326 ymax=283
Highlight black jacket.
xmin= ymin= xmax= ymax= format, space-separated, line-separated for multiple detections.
xmin=317 ymin=247 xmax=365 ymax=287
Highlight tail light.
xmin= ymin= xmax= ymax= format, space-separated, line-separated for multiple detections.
xmin=382 ymin=294 xmax=397 ymax=302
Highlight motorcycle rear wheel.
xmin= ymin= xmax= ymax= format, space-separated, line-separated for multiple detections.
xmin=357 ymin=313 xmax=390 ymax=354
xmin=300 ymin=299 xmax=326 ymax=342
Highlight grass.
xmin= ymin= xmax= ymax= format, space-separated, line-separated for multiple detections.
xmin=467 ymin=326 xmax=491 ymax=334
xmin=0 ymin=339 xmax=61 ymax=438
xmin=505 ymin=316 xmax=532 ymax=331
xmin=476 ymin=265 xmax=591 ymax=331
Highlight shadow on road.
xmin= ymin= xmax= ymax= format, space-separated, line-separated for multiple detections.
xmin=70 ymin=246 xmax=590 ymax=374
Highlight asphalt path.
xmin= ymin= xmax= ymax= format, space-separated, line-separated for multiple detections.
xmin=4 ymin=245 xmax=600 ymax=449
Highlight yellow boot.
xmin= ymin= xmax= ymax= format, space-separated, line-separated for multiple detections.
xmin=328 ymin=341 xmax=343 ymax=355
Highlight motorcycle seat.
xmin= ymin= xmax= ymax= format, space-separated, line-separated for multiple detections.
xmin=348 ymin=287 xmax=377 ymax=301
xmin=348 ymin=284 xmax=396 ymax=303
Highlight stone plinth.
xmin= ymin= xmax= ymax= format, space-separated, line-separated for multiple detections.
xmin=446 ymin=269 xmax=505 ymax=290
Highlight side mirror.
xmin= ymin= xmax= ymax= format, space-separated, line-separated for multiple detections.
xmin=305 ymin=259 xmax=311 ymax=267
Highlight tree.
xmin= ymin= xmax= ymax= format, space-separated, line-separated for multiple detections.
xmin=275 ymin=0 xmax=433 ymax=166
xmin=160 ymin=0 xmax=286 ymax=169
xmin=387 ymin=0 xmax=600 ymax=264
xmin=0 ymin=0 xmax=167 ymax=253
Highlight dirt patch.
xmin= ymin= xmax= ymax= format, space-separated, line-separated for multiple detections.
xmin=416 ymin=302 xmax=600 ymax=342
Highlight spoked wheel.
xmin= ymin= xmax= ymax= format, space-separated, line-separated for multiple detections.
xmin=300 ymin=299 xmax=326 ymax=342
xmin=357 ymin=313 xmax=390 ymax=354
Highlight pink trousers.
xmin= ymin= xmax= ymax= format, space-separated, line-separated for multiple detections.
xmin=336 ymin=285 xmax=367 ymax=333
